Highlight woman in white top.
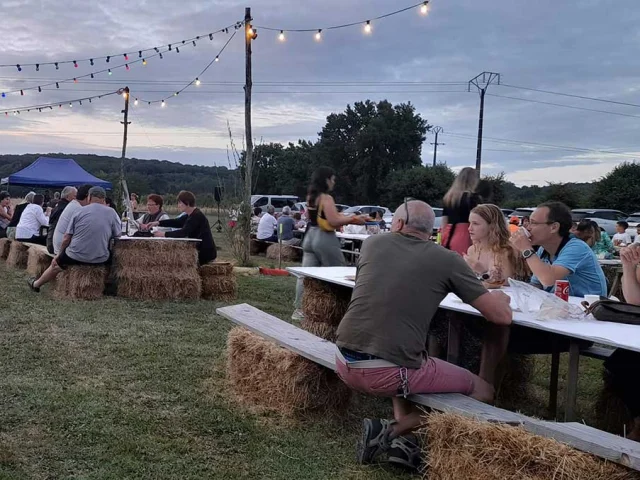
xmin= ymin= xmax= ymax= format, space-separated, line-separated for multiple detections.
xmin=16 ymin=194 xmax=50 ymax=245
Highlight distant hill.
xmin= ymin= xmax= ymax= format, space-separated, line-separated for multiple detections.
xmin=0 ymin=153 xmax=239 ymax=205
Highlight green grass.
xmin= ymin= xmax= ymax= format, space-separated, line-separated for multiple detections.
xmin=0 ymin=233 xmax=610 ymax=479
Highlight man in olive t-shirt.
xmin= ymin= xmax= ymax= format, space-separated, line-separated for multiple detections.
xmin=335 ymin=199 xmax=513 ymax=468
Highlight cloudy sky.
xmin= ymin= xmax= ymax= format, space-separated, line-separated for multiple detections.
xmin=1 ymin=0 xmax=639 ymax=186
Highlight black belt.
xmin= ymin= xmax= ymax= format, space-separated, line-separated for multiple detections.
xmin=339 ymin=347 xmax=381 ymax=361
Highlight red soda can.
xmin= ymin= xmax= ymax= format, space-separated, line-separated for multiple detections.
xmin=554 ymin=280 xmax=570 ymax=301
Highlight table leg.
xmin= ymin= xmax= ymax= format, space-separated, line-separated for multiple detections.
xmin=564 ymin=340 xmax=580 ymax=422
xmin=446 ymin=315 xmax=462 ymax=365
xmin=548 ymin=338 xmax=560 ymax=421
xmin=609 ymin=268 xmax=622 ymax=298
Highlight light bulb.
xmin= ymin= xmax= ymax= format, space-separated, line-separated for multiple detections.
xmin=248 ymin=27 xmax=254 ymax=36
xmin=108 ymin=69 xmax=112 ymax=75
xmin=134 ymin=98 xmax=138 ymax=106
xmin=122 ymin=91 xmax=128 ymax=99
xmin=142 ymin=59 xmax=147 ymax=65
xmin=161 ymin=100 xmax=166 ymax=107
xmin=278 ymin=30 xmax=285 ymax=42
xmin=69 ymin=103 xmax=73 ymax=108
xmin=420 ymin=1 xmax=429 ymax=15
xmin=315 ymin=29 xmax=322 ymax=41
xmin=215 ymin=56 xmax=219 ymax=62
xmin=195 ymin=78 xmax=201 ymax=86
xmin=364 ymin=21 xmax=372 ymax=34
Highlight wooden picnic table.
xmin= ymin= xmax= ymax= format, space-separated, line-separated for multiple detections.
xmin=287 ymin=266 xmax=640 ymax=422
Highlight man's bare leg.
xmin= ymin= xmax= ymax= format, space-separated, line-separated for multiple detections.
xmin=33 ymin=263 xmax=62 ymax=288
xmin=480 ymin=324 xmax=511 ymax=386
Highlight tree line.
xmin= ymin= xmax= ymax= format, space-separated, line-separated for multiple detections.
xmin=1 ymin=99 xmax=639 ymax=213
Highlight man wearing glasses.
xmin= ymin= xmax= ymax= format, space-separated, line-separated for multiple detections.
xmin=335 ymin=199 xmax=513 ymax=470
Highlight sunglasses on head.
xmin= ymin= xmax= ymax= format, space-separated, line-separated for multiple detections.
xmin=403 ymin=197 xmax=416 ymax=225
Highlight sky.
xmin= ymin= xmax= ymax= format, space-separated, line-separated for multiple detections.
xmin=1 ymin=0 xmax=639 ymax=186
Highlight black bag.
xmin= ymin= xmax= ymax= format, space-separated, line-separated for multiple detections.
xmin=584 ymin=298 xmax=640 ymax=326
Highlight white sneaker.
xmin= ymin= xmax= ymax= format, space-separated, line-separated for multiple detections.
xmin=291 ymin=309 xmax=305 ymax=321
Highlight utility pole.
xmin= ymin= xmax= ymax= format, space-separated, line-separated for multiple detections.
xmin=243 ymin=8 xmax=256 ymax=264
xmin=431 ymin=126 xmax=444 ymax=166
xmin=119 ymin=86 xmax=130 ymax=210
xmin=468 ymin=72 xmax=500 ymax=174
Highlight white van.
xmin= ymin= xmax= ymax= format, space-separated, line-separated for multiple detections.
xmin=251 ymin=195 xmax=299 ymax=213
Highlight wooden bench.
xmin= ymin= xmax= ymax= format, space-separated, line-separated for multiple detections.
xmin=216 ymin=303 xmax=640 ymax=472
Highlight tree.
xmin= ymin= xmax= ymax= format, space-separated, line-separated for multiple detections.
xmin=317 ymin=100 xmax=430 ymax=205
xmin=382 ymin=165 xmax=455 ymax=210
xmin=477 ymin=172 xmax=507 ymax=205
xmin=592 ymin=162 xmax=640 ymax=213
xmin=541 ymin=183 xmax=580 ymax=209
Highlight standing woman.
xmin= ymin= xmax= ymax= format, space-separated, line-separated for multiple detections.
xmin=292 ymin=167 xmax=367 ymax=321
xmin=441 ymin=167 xmax=481 ymax=255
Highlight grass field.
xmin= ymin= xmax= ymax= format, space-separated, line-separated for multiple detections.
xmin=0 ymin=230 xmax=612 ymax=479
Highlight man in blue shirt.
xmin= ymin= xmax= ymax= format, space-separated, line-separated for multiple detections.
xmin=510 ymin=201 xmax=607 ymax=297
xmin=480 ymin=201 xmax=606 ymax=386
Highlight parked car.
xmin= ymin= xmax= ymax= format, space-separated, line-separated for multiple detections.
xmin=293 ymin=202 xmax=349 ymax=213
xmin=251 ymin=195 xmax=299 ymax=213
xmin=343 ymin=205 xmax=394 ymax=225
xmin=501 ymin=209 xmax=515 ymax=218
xmin=433 ymin=207 xmax=443 ymax=233
xmin=571 ymin=209 xmax=629 ymax=236
xmin=512 ymin=207 xmax=535 ymax=219
xmin=625 ymin=212 xmax=640 ymax=241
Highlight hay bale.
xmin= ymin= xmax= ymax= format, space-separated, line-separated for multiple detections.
xmin=226 ymin=327 xmax=351 ymax=416
xmin=250 ymin=239 xmax=268 ymax=255
xmin=421 ymin=412 xmax=637 ymax=480
xmin=301 ymin=277 xmax=352 ymax=327
xmin=200 ymin=261 xmax=234 ymax=276
xmin=201 ymin=275 xmax=237 ymax=302
xmin=116 ymin=271 xmax=201 ymax=300
xmin=53 ymin=265 xmax=108 ymax=300
xmin=266 ymin=243 xmax=301 ymax=261
xmin=300 ymin=319 xmax=337 ymax=342
xmin=6 ymin=241 xmax=29 ymax=269
xmin=595 ymin=368 xmax=633 ymax=435
xmin=27 ymin=248 xmax=52 ymax=278
xmin=0 ymin=238 xmax=11 ymax=260
xmin=113 ymin=240 xmax=198 ymax=269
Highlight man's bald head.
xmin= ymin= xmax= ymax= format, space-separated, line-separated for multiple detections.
xmin=392 ymin=200 xmax=435 ymax=235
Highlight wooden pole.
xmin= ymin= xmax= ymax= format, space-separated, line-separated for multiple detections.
xmin=244 ymin=8 xmax=253 ymax=264
xmin=119 ymin=86 xmax=131 ymax=211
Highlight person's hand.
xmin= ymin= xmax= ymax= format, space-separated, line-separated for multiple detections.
xmin=45 ymin=207 xmax=52 ymax=216
xmin=463 ymin=254 xmax=488 ymax=274
xmin=153 ymin=231 xmax=165 ymax=238
xmin=139 ymin=223 xmax=149 ymax=231
xmin=491 ymin=289 xmax=511 ymax=307
xmin=51 ymin=257 xmax=59 ymax=268
xmin=147 ymin=221 xmax=160 ymax=228
xmin=620 ymin=244 xmax=640 ymax=267
xmin=510 ymin=228 xmax=532 ymax=253
xmin=350 ymin=215 xmax=368 ymax=226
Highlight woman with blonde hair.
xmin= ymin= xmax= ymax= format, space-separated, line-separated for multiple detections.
xmin=441 ymin=167 xmax=480 ymax=255
xmin=464 ymin=204 xmax=529 ymax=287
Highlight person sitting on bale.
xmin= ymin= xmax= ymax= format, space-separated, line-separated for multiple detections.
xmin=137 ymin=194 xmax=170 ymax=229
xmin=46 ymin=186 xmax=77 ymax=254
xmin=0 ymin=191 xmax=13 ymax=238
xmin=251 ymin=207 xmax=263 ymax=235
xmin=335 ymin=199 xmax=513 ymax=470
xmin=149 ymin=190 xmax=217 ymax=266
xmin=16 ymin=194 xmax=51 ymax=245
xmin=28 ymin=187 xmax=121 ymax=293
xmin=277 ymin=206 xmax=301 ymax=246
xmin=6 ymin=192 xmax=35 ymax=240
xmin=52 ymin=184 xmax=93 ymax=255
xmin=257 ymin=205 xmax=278 ymax=243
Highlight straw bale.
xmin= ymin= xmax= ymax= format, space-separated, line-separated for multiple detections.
xmin=226 ymin=327 xmax=351 ymax=416
xmin=6 ymin=241 xmax=29 ymax=269
xmin=266 ymin=244 xmax=301 ymax=261
xmin=301 ymin=277 xmax=352 ymax=327
xmin=595 ymin=368 xmax=633 ymax=435
xmin=27 ymin=248 xmax=52 ymax=278
xmin=300 ymin=319 xmax=337 ymax=342
xmin=0 ymin=238 xmax=11 ymax=260
xmin=53 ymin=265 xmax=108 ymax=300
xmin=421 ymin=412 xmax=638 ymax=480
xmin=201 ymin=275 xmax=238 ymax=301
xmin=116 ymin=271 xmax=201 ymax=300
xmin=250 ymin=239 xmax=268 ymax=255
xmin=113 ymin=239 xmax=198 ymax=269
xmin=200 ymin=261 xmax=234 ymax=277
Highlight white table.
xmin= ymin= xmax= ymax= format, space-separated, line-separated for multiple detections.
xmin=118 ymin=236 xmax=201 ymax=242
xmin=335 ymin=232 xmax=371 ymax=242
xmin=599 ymin=259 xmax=621 ymax=266
xmin=288 ymin=266 xmax=640 ymax=420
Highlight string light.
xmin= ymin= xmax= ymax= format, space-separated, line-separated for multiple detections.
xmin=364 ymin=20 xmax=372 ymax=33
xmin=108 ymin=69 xmax=112 ymax=75
xmin=124 ymin=54 xmax=129 ymax=60
xmin=106 ymin=56 xmax=110 ymax=63
xmin=69 ymin=103 xmax=73 ymax=107
xmin=278 ymin=30 xmax=285 ymax=41
xmin=55 ymin=62 xmax=59 ymax=70
xmin=315 ymin=29 xmax=322 ymax=41
xmin=142 ymin=59 xmax=147 ymax=65
xmin=1 ymin=93 xmax=5 ymax=98
xmin=90 ymin=59 xmax=94 ymax=66
xmin=195 ymin=78 xmax=201 ymax=86
xmin=125 ymin=64 xmax=130 ymax=70
xmin=248 ymin=26 xmax=255 ymax=36
xmin=215 ymin=56 xmax=219 ymax=62
xmin=36 ymin=64 xmax=39 ymax=72
xmin=139 ymin=51 xmax=142 ymax=58
xmin=73 ymin=78 xmax=77 ymax=83
xmin=161 ymin=99 xmax=166 ymax=107
xmin=73 ymin=60 xmax=78 ymax=68
xmin=122 ymin=91 xmax=128 ymax=99
xmin=56 ymin=82 xmax=59 ymax=88
xmin=38 ymin=86 xmax=41 ymax=93
xmin=16 ymin=64 xmax=21 ymax=72
xmin=0 ymin=90 xmax=121 ymax=116
xmin=134 ymin=98 xmax=138 ymax=105
xmin=192 ymin=40 xmax=196 ymax=46
xmin=176 ymin=46 xmax=180 ymax=54
xmin=20 ymin=90 xmax=24 ymax=96
xmin=420 ymin=1 xmax=429 ymax=15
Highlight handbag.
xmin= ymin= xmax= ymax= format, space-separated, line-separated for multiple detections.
xmin=583 ymin=298 xmax=640 ymax=326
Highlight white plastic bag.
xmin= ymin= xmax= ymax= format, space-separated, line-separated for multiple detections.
xmin=507 ymin=278 xmax=584 ymax=320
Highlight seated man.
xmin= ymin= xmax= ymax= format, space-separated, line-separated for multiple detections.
xmin=480 ymin=202 xmax=607 ymax=385
xmin=28 ymin=187 xmax=121 ymax=292
xmin=6 ymin=192 xmax=35 ymax=240
xmin=335 ymin=199 xmax=512 ymax=468
xmin=605 ymin=243 xmax=640 ymax=442
xmin=277 ymin=206 xmax=300 ymax=246
xmin=16 ymin=194 xmax=50 ymax=245
xmin=46 ymin=186 xmax=77 ymax=254
xmin=256 ymin=205 xmax=278 ymax=243
xmin=52 ymin=184 xmax=93 ymax=255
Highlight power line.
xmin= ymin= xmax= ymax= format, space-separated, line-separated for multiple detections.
xmin=487 ymin=93 xmax=640 ymax=119
xmin=499 ymin=84 xmax=640 ymax=109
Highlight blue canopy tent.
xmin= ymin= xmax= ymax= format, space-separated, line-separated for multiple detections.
xmin=1 ymin=156 xmax=112 ymax=189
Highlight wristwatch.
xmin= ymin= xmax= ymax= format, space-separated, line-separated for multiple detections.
xmin=522 ymin=249 xmax=535 ymax=260
xmin=477 ymin=272 xmax=491 ymax=281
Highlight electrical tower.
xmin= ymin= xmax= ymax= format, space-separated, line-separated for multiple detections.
xmin=468 ymin=72 xmax=500 ymax=173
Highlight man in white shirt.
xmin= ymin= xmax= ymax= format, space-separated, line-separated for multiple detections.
xmin=613 ymin=221 xmax=632 ymax=247
xmin=256 ymin=205 xmax=278 ymax=242
xmin=52 ymin=184 xmax=92 ymax=254
xmin=16 ymin=194 xmax=50 ymax=245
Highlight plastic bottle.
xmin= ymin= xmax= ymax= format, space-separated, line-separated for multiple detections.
xmin=121 ymin=214 xmax=129 ymax=236
xmin=436 ymin=228 xmax=442 ymax=245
